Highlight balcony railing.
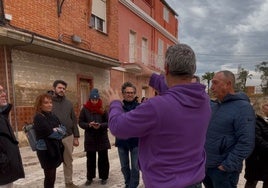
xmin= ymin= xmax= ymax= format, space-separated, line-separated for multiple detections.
xmin=122 ymin=44 xmax=165 ymax=71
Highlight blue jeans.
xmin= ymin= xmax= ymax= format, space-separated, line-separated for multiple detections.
xmin=203 ymin=168 xmax=240 ymax=188
xmin=117 ymin=147 xmax=139 ymax=188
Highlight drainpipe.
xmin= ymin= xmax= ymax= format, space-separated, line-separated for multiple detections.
xmin=4 ymin=46 xmax=18 ymax=138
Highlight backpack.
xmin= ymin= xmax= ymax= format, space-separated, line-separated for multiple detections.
xmin=23 ymin=123 xmax=37 ymax=151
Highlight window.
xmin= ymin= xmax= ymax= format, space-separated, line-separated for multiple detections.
xmin=141 ymin=38 xmax=148 ymax=64
xmin=90 ymin=14 xmax=104 ymax=31
xmin=142 ymin=87 xmax=148 ymax=98
xmin=90 ymin=0 xmax=107 ymax=33
xmin=163 ymin=6 xmax=169 ymax=22
xmin=157 ymin=39 xmax=164 ymax=69
xmin=129 ymin=31 xmax=137 ymax=63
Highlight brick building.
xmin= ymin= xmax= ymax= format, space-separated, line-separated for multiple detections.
xmin=0 ymin=0 xmax=178 ymax=131
xmin=112 ymin=0 xmax=178 ymax=99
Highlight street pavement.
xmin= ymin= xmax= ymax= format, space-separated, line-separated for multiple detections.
xmin=14 ymin=131 xmax=144 ymax=188
xmin=13 ymin=131 xmax=262 ymax=188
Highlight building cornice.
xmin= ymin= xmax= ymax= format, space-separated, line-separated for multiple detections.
xmin=0 ymin=27 xmax=121 ymax=68
xmin=119 ymin=0 xmax=178 ymax=43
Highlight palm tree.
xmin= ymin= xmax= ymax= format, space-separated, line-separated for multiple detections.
xmin=236 ymin=68 xmax=252 ymax=92
xmin=202 ymin=72 xmax=215 ymax=95
xmin=255 ymin=61 xmax=268 ymax=95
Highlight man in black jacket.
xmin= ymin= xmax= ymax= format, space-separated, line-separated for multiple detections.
xmin=115 ymin=82 xmax=140 ymax=188
xmin=0 ymin=84 xmax=25 ymax=186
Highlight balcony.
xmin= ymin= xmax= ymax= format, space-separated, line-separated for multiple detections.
xmin=121 ymin=44 xmax=165 ymax=72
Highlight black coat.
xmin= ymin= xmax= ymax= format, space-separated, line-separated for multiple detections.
xmin=0 ymin=104 xmax=25 ymax=185
xmin=33 ymin=111 xmax=64 ymax=169
xmin=79 ymin=107 xmax=111 ymax=152
xmin=115 ymin=100 xmax=139 ymax=148
xmin=245 ymin=116 xmax=268 ymax=181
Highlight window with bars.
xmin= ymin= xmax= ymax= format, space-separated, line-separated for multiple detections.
xmin=90 ymin=14 xmax=104 ymax=32
xmin=90 ymin=0 xmax=107 ymax=33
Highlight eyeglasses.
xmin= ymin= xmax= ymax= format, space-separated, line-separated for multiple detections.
xmin=123 ymin=91 xmax=135 ymax=95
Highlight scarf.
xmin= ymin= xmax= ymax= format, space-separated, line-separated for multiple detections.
xmin=84 ymin=99 xmax=104 ymax=115
xmin=122 ymin=100 xmax=139 ymax=112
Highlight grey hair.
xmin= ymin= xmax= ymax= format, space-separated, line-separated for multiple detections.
xmin=165 ymin=43 xmax=196 ymax=77
xmin=218 ymin=70 xmax=236 ymax=86
xmin=121 ymin=82 xmax=136 ymax=93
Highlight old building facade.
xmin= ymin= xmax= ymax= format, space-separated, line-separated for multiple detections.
xmin=0 ymin=0 xmax=178 ymax=131
xmin=112 ymin=0 xmax=178 ymax=99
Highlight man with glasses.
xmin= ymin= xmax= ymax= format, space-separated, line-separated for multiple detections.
xmin=106 ymin=43 xmax=211 ymax=188
xmin=114 ymin=82 xmax=140 ymax=188
xmin=0 ymin=84 xmax=25 ymax=187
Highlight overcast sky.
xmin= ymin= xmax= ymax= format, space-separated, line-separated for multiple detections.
xmin=165 ymin=0 xmax=268 ymax=86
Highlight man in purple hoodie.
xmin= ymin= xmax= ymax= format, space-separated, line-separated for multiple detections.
xmin=106 ymin=43 xmax=211 ymax=188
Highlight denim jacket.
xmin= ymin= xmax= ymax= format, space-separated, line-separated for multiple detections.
xmin=36 ymin=125 xmax=66 ymax=150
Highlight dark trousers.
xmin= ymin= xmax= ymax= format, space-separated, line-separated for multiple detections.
xmin=86 ymin=150 xmax=109 ymax=180
xmin=203 ymin=168 xmax=239 ymax=188
xmin=245 ymin=180 xmax=268 ymax=188
xmin=186 ymin=182 xmax=202 ymax=188
xmin=44 ymin=168 xmax=56 ymax=188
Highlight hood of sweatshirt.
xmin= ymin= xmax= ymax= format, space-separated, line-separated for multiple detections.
xmin=164 ymin=83 xmax=209 ymax=109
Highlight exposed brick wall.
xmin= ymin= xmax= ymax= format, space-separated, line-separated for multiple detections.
xmin=16 ymin=106 xmax=35 ymax=126
xmin=3 ymin=0 xmax=119 ymax=59
xmin=1 ymin=0 xmax=178 ymax=131
xmin=154 ymin=0 xmax=178 ymax=38
xmin=117 ymin=0 xmax=178 ymax=99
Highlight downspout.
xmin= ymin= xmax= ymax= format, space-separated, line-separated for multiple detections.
xmin=4 ymin=47 xmax=9 ymax=100
xmin=151 ymin=0 xmax=155 ymax=66
xmin=4 ymin=46 xmax=18 ymax=138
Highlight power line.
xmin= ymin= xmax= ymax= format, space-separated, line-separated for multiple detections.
xmin=197 ymin=53 xmax=268 ymax=57
xmin=197 ymin=59 xmax=266 ymax=63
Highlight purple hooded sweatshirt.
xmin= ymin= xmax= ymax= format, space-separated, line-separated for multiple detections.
xmin=109 ymin=74 xmax=211 ymax=188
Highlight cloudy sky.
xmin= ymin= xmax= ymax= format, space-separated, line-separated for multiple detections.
xmin=165 ymin=0 xmax=268 ymax=86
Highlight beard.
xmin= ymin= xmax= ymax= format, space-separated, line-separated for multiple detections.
xmin=55 ymin=91 xmax=64 ymax=97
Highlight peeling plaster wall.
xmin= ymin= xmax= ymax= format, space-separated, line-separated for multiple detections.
xmin=11 ymin=49 xmax=110 ymax=129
